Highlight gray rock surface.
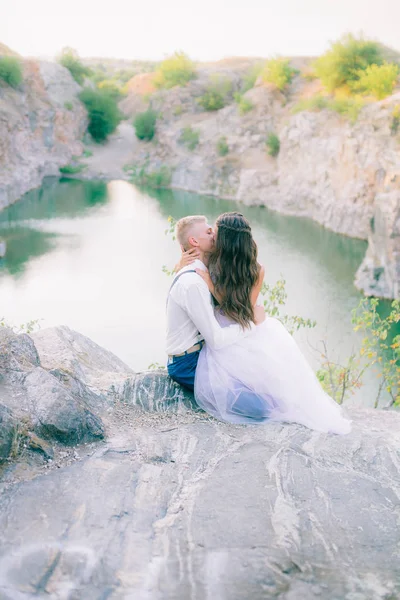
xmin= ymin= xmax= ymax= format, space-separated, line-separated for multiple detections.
xmin=0 ymin=59 xmax=87 ymax=209
xmin=0 ymin=405 xmax=399 ymax=599
xmin=0 ymin=404 xmax=15 ymax=462
xmin=122 ymin=64 xmax=400 ymax=298
xmin=0 ymin=326 xmax=197 ymax=447
xmin=0 ymin=327 xmax=116 ymax=444
xmin=0 ymin=324 xmax=400 ymax=597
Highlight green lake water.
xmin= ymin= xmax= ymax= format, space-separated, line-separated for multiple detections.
xmin=0 ymin=177 xmax=379 ymax=405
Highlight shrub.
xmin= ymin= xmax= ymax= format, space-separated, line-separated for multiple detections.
xmin=240 ymin=65 xmax=262 ymax=93
xmin=293 ymin=95 xmax=329 ymax=113
xmin=198 ymin=89 xmax=225 ymax=111
xmin=97 ymin=79 xmax=126 ymax=100
xmin=328 ymin=96 xmax=365 ymax=123
xmin=351 ymin=62 xmax=399 ymax=100
xmin=313 ymin=34 xmax=382 ymax=92
xmin=198 ymin=75 xmax=233 ymax=111
xmin=153 ymin=51 xmax=196 ymax=89
xmin=59 ymin=164 xmax=87 ymax=174
xmin=266 ymin=133 xmax=280 ymax=157
xmin=261 ymin=58 xmax=297 ymax=91
xmin=180 ymin=126 xmax=199 ymax=150
xmin=216 ymin=137 xmax=229 ymax=156
xmin=64 ymin=101 xmax=73 ymax=111
xmin=133 ymin=109 xmax=157 ymax=141
xmin=58 ymin=48 xmax=91 ymax=85
xmin=0 ymin=56 xmax=23 ymax=88
xmin=293 ymin=94 xmax=365 ymax=123
xmin=234 ymin=94 xmax=254 ymax=115
xmin=79 ymin=88 xmax=122 ymax=142
xmin=130 ymin=165 xmax=171 ymax=188
xmin=173 ymin=105 xmax=184 ymax=116
xmin=390 ymin=105 xmax=400 ymax=135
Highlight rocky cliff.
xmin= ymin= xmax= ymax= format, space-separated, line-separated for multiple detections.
xmin=0 ymin=56 xmax=87 ymax=209
xmin=125 ymin=63 xmax=400 ymax=298
xmin=0 ymin=325 xmax=399 ymax=599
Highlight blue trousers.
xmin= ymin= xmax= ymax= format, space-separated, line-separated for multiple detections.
xmin=167 ymin=350 xmax=201 ymax=391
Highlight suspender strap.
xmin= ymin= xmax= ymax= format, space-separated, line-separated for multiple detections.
xmin=166 ymin=269 xmax=197 ymax=308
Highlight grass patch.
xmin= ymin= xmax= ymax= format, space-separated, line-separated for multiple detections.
xmin=0 ymin=56 xmax=23 ymax=88
xmin=216 ymin=136 xmax=229 ymax=156
xmin=391 ymin=105 xmax=400 ymax=135
xmin=234 ymin=93 xmax=254 ymax=115
xmin=59 ymin=164 xmax=87 ymax=174
xmin=293 ymin=94 xmax=366 ymax=123
xmin=266 ymin=133 xmax=280 ymax=157
xmin=180 ymin=126 xmax=200 ymax=150
xmin=130 ymin=165 xmax=172 ymax=188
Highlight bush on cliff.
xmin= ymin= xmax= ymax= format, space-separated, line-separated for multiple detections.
xmin=313 ymin=34 xmax=383 ymax=92
xmin=154 ymin=52 xmax=196 ymax=89
xmin=234 ymin=93 xmax=254 ymax=115
xmin=179 ymin=126 xmax=199 ymax=150
xmin=198 ymin=75 xmax=233 ymax=111
xmin=350 ymin=62 xmax=399 ymax=99
xmin=266 ymin=133 xmax=280 ymax=156
xmin=261 ymin=58 xmax=297 ymax=91
xmin=58 ymin=47 xmax=92 ymax=85
xmin=134 ymin=109 xmax=157 ymax=141
xmin=293 ymin=94 xmax=365 ymax=123
xmin=79 ymin=88 xmax=122 ymax=142
xmin=97 ymin=79 xmax=126 ymax=101
xmin=129 ymin=164 xmax=171 ymax=188
xmin=0 ymin=56 xmax=23 ymax=88
xmin=216 ymin=137 xmax=229 ymax=156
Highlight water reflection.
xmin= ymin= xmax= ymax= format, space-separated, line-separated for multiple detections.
xmin=0 ymin=178 xmax=389 ymax=407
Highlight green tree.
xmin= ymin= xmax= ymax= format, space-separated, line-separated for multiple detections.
xmin=313 ymin=34 xmax=383 ymax=92
xmin=97 ymin=79 xmax=126 ymax=100
xmin=79 ymin=88 xmax=122 ymax=142
xmin=154 ymin=51 xmax=196 ymax=89
xmin=0 ymin=56 xmax=23 ymax=88
xmin=351 ymin=62 xmax=399 ymax=99
xmin=133 ymin=109 xmax=157 ymax=141
xmin=58 ymin=47 xmax=91 ymax=85
xmin=261 ymin=58 xmax=297 ymax=91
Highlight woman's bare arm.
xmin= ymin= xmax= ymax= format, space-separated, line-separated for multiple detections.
xmin=250 ymin=264 xmax=265 ymax=306
xmin=195 ymin=269 xmax=224 ymax=304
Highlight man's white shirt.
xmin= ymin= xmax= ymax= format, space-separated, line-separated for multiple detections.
xmin=166 ymin=259 xmax=256 ymax=355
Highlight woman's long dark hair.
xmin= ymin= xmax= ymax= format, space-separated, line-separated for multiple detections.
xmin=209 ymin=212 xmax=260 ymax=329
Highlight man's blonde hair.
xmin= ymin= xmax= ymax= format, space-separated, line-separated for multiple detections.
xmin=175 ymin=215 xmax=207 ymax=249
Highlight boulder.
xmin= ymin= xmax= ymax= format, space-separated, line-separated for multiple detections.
xmin=0 ymin=403 xmax=15 ymax=462
xmin=0 ymin=406 xmax=399 ymax=598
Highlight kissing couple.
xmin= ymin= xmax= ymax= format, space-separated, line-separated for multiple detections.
xmin=166 ymin=212 xmax=351 ymax=435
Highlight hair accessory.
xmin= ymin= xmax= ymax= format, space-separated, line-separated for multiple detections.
xmin=218 ymin=223 xmax=251 ymax=233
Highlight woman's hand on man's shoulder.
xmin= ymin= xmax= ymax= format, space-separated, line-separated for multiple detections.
xmin=174 ymin=248 xmax=201 ymax=273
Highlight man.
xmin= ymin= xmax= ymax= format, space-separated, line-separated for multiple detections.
xmin=166 ymin=215 xmax=265 ymax=391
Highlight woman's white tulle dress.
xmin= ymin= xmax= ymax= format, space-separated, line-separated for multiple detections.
xmin=194 ymin=310 xmax=352 ymax=435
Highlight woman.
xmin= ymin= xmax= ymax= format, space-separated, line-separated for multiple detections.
xmin=194 ymin=212 xmax=351 ymax=435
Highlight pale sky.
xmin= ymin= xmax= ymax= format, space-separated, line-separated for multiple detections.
xmin=2 ymin=0 xmax=400 ymax=61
